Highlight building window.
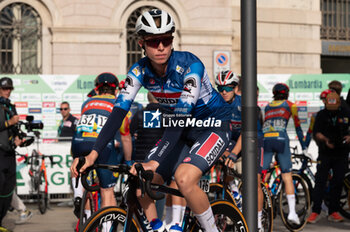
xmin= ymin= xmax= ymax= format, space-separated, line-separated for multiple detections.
xmin=126 ymin=6 xmax=153 ymax=71
xmin=0 ymin=3 xmax=42 ymax=74
xmin=321 ymin=0 xmax=350 ymax=40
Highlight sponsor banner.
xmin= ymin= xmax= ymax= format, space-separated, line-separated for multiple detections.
xmin=16 ymin=108 xmax=28 ymax=115
xmin=15 ymin=102 xmax=28 ymax=108
xmin=16 ymin=141 xmax=72 ymax=194
xmin=21 ymin=93 xmax=41 ymax=101
xmin=42 ymin=102 xmax=56 ymax=108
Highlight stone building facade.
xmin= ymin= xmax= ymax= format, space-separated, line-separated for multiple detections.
xmin=0 ymin=0 xmax=324 ymax=79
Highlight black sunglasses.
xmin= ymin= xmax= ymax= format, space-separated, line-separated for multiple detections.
xmin=60 ymin=108 xmax=69 ymax=111
xmin=144 ymin=36 xmax=174 ymax=48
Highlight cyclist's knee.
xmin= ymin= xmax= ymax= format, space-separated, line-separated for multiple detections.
xmin=174 ymin=164 xmax=201 ymax=195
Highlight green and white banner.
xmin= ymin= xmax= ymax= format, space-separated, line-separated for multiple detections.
xmin=2 ymin=74 xmax=349 ymax=194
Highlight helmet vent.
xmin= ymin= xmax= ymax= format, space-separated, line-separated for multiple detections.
xmin=141 ymin=17 xmax=150 ymax=27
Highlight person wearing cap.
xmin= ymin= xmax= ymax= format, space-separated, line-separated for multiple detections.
xmin=57 ymin=101 xmax=78 ymax=140
xmin=70 ymin=73 xmax=133 ymax=223
xmin=307 ymin=89 xmax=350 ymax=224
xmin=71 ymin=9 xmax=233 ymax=232
xmin=328 ymin=80 xmax=350 ymax=111
xmin=0 ymin=77 xmax=25 ymax=232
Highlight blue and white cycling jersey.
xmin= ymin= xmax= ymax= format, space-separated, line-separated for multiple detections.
xmin=230 ymin=94 xmax=242 ymax=141
xmin=115 ymin=51 xmax=231 ymax=121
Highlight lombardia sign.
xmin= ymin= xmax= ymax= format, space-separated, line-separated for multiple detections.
xmin=4 ymin=74 xmax=350 ymax=194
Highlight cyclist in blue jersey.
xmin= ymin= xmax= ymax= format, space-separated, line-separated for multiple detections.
xmin=71 ymin=73 xmax=132 ymax=217
xmin=215 ymin=70 xmax=241 ymax=168
xmin=71 ymin=9 xmax=232 ymax=232
xmin=215 ymin=72 xmax=265 ymax=231
xmin=262 ymin=83 xmax=307 ymax=225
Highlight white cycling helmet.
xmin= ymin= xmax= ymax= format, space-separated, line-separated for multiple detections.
xmin=135 ymin=9 xmax=175 ymax=36
xmin=215 ymin=70 xmax=239 ymax=86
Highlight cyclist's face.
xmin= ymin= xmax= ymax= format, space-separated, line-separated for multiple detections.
xmin=218 ymin=85 xmax=235 ymax=103
xmin=140 ymin=33 xmax=173 ymax=65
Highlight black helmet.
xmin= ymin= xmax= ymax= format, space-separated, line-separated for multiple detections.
xmin=0 ymin=77 xmax=14 ymax=89
xmin=95 ymin=72 xmax=119 ymax=88
xmin=272 ymin=83 xmax=289 ymax=99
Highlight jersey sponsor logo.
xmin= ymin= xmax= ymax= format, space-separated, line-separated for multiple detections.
xmin=121 ymin=76 xmax=134 ymax=91
xmin=176 ymin=65 xmax=184 ymax=74
xmin=132 ymin=66 xmax=140 ymax=76
xmin=189 ymin=142 xmax=201 ymax=154
xmin=151 ymin=91 xmax=181 ymax=105
xmin=147 ymin=147 xmax=158 ymax=160
xmin=264 ymin=132 xmax=280 ymax=137
xmin=184 ymin=77 xmax=197 ymax=93
xmin=265 ymin=108 xmax=290 ymax=120
xmin=196 ymin=133 xmax=225 ymax=166
xmin=82 ymin=132 xmax=99 ymax=138
xmin=82 ymin=100 xmax=114 ymax=113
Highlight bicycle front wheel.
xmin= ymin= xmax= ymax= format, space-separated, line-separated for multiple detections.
xmin=190 ymin=200 xmax=249 ymax=232
xmin=261 ymin=182 xmax=273 ymax=232
xmin=37 ymin=171 xmax=48 ymax=214
xmin=279 ymin=173 xmax=310 ymax=231
xmin=82 ymin=206 xmax=138 ymax=232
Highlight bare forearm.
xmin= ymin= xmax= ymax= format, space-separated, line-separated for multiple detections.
xmin=121 ymin=133 xmax=132 ymax=161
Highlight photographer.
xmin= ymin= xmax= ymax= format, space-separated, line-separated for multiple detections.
xmin=0 ymin=77 xmax=23 ymax=231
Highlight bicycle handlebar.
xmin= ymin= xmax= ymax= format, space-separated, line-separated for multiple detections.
xmin=76 ymin=158 xmax=165 ymax=200
xmin=218 ymin=155 xmax=242 ymax=179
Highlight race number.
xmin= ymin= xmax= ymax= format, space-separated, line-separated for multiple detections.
xmin=96 ymin=115 xmax=108 ymax=133
xmin=198 ymin=176 xmax=210 ymax=193
xmin=77 ymin=114 xmax=96 ymax=132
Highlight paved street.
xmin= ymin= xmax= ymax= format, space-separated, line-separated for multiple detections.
xmin=3 ymin=202 xmax=350 ymax=231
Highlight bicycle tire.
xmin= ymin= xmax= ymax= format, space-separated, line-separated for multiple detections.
xmin=82 ymin=206 xmax=139 ymax=232
xmin=37 ymin=171 xmax=48 ymax=214
xmin=190 ymin=200 xmax=249 ymax=232
xmin=279 ymin=173 xmax=310 ymax=232
xmin=261 ymin=182 xmax=273 ymax=232
xmin=292 ymin=170 xmax=313 ymax=202
xmin=78 ymin=191 xmax=98 ymax=231
xmin=208 ymin=183 xmax=235 ymax=203
xmin=339 ymin=172 xmax=350 ymax=219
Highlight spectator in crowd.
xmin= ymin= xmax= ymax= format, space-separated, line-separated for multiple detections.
xmin=262 ymin=83 xmax=307 ymax=225
xmin=328 ymin=80 xmax=350 ymax=111
xmin=0 ymin=77 xmax=23 ymax=232
xmin=57 ymin=101 xmax=78 ymax=139
xmin=307 ymin=90 xmax=350 ymax=223
xmin=11 ymin=192 xmax=32 ymax=225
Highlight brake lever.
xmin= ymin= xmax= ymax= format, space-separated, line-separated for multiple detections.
xmin=75 ymin=157 xmax=86 ymax=188
xmin=135 ymin=163 xmax=146 ymax=197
